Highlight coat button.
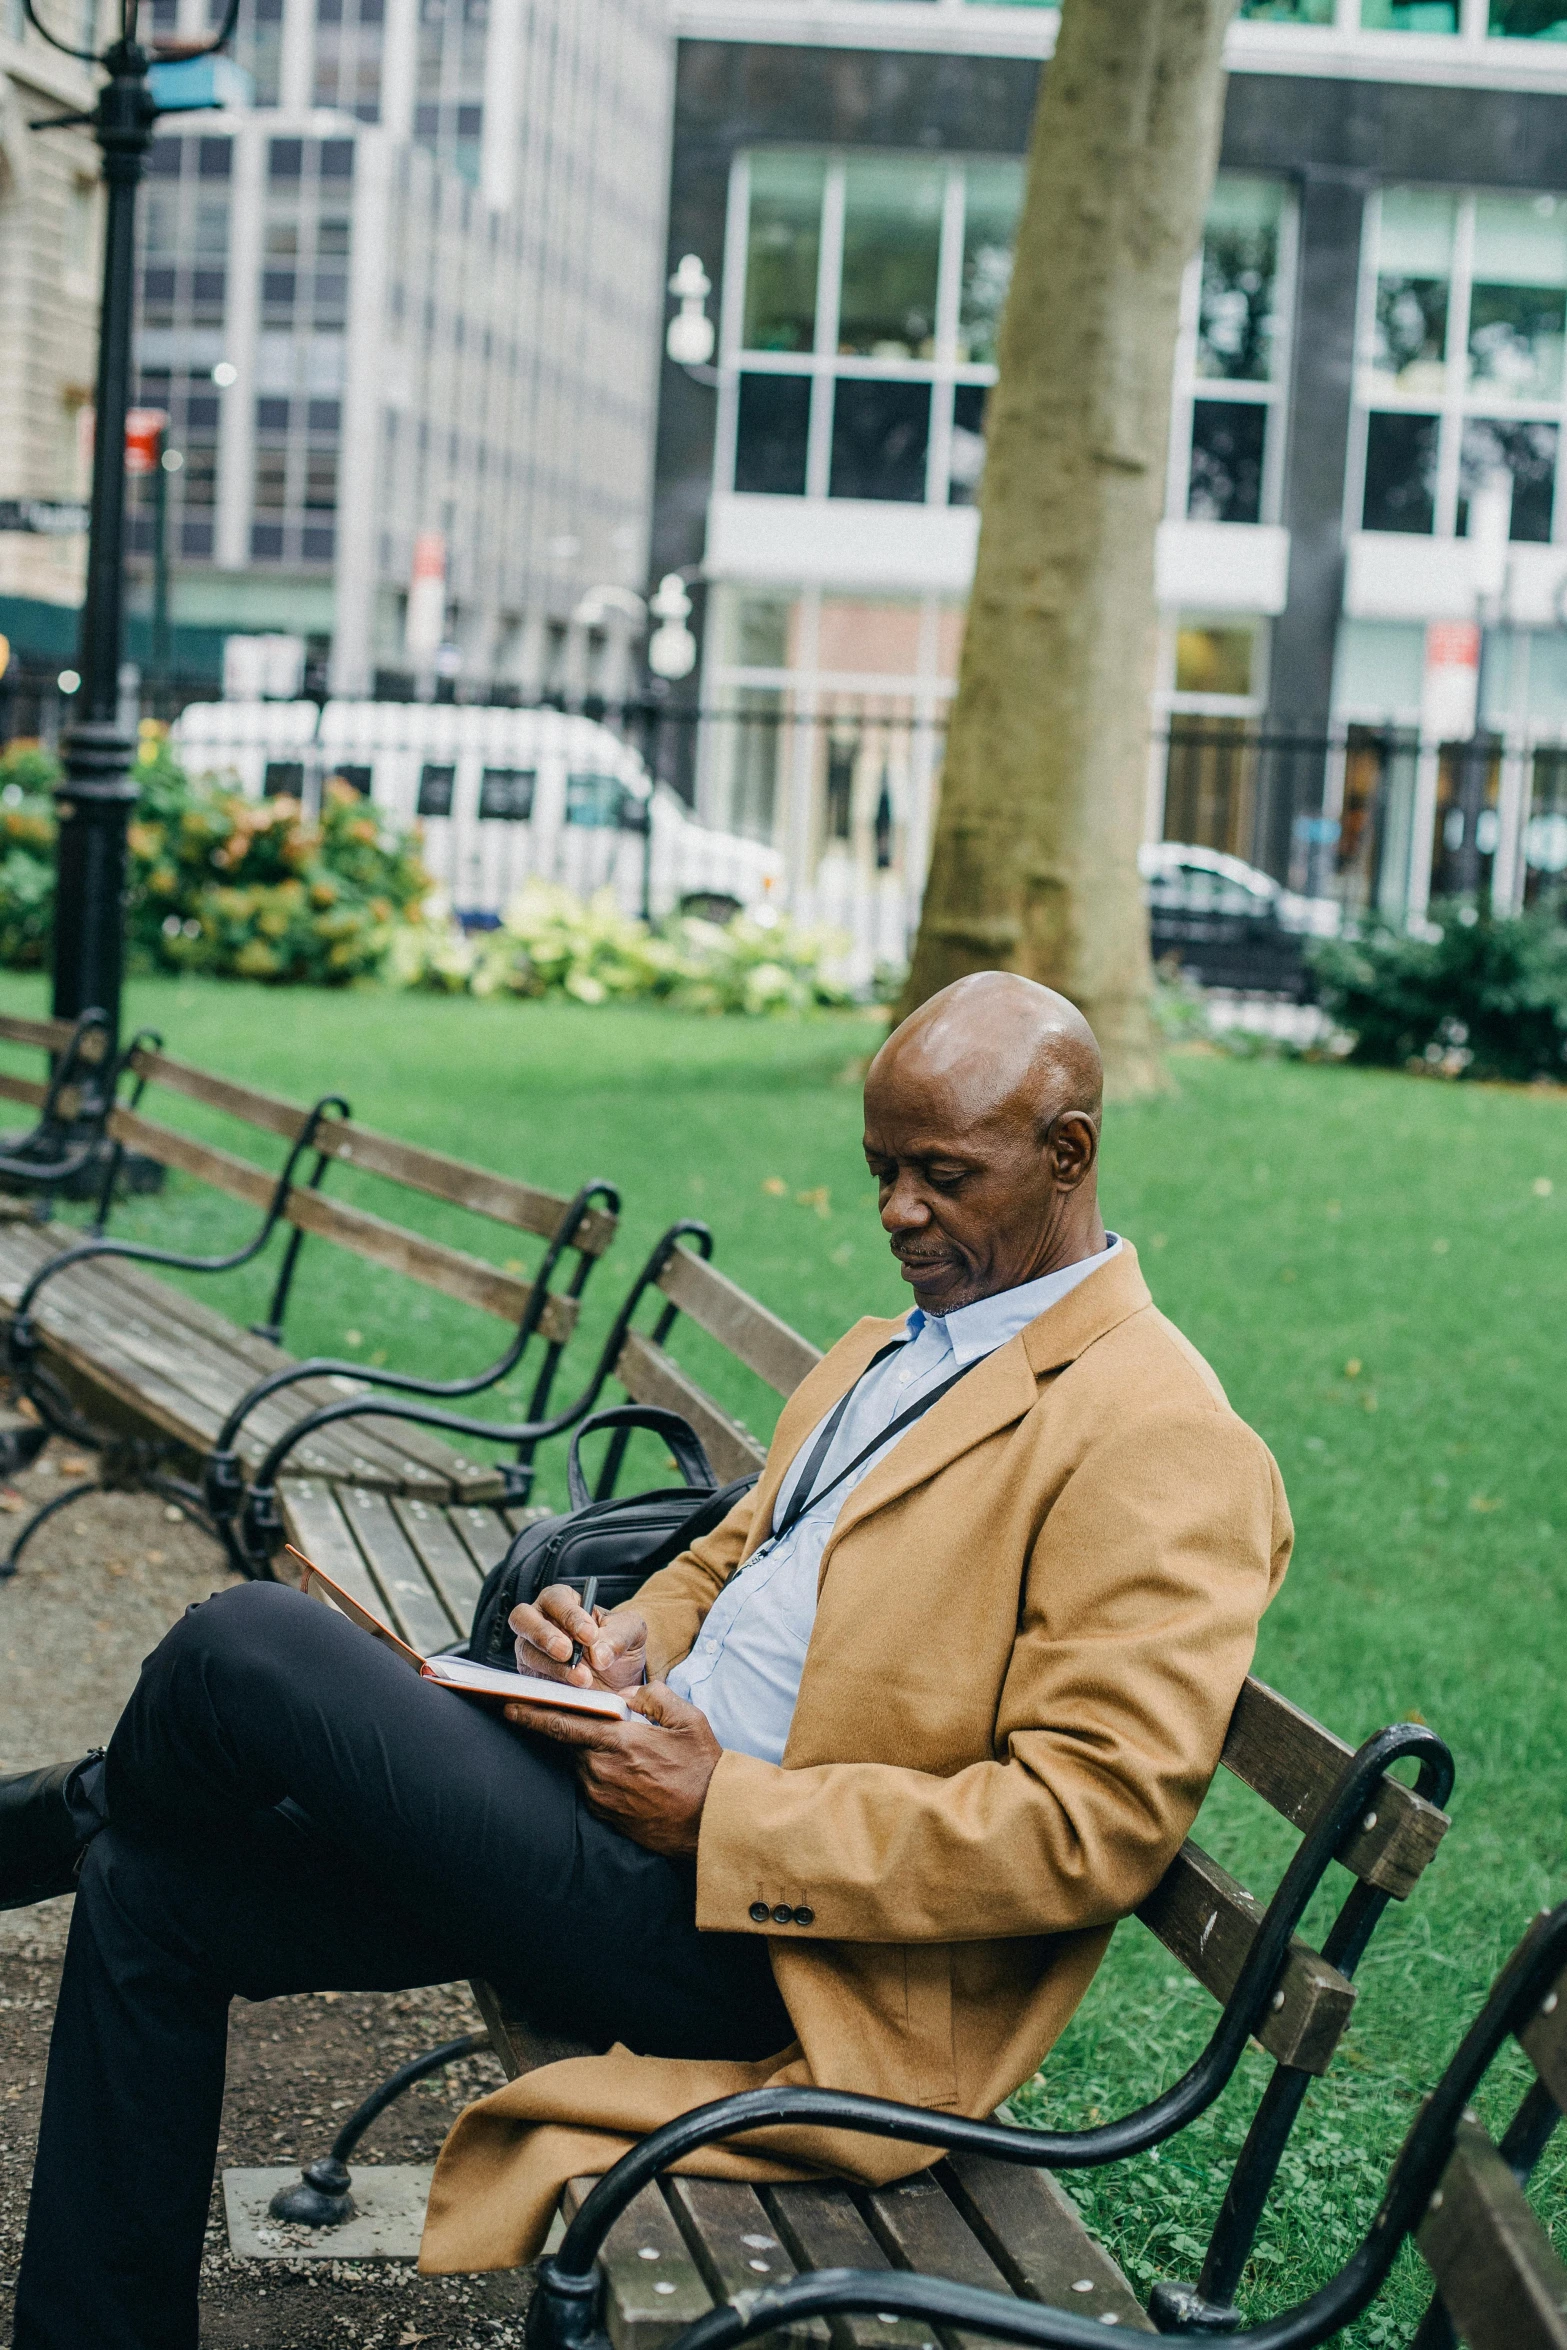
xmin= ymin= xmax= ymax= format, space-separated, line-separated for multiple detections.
xmin=771 ymin=1904 xmax=794 ymax=1924
xmin=793 ymin=1906 xmax=814 ymax=1927
xmin=749 ymin=1902 xmax=770 ymax=1923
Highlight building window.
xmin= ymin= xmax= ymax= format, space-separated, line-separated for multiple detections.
xmin=1354 ymin=185 xmax=1567 ymax=543
xmin=413 ymin=0 xmax=487 ymax=185
xmin=1237 ymin=0 xmax=1334 ymax=18
xmin=1490 ymin=0 xmax=1567 ymax=33
xmin=313 ymin=0 xmax=383 ymax=119
xmin=1167 ymin=175 xmax=1294 ymax=528
xmin=721 ymin=151 xmax=1023 ymax=508
xmin=1360 ymin=0 xmax=1459 ymax=26
xmin=698 ymin=584 xmax=959 ymax=869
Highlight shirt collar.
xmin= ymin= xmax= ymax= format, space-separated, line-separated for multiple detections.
xmin=902 ymin=1235 xmax=1123 ymax=1367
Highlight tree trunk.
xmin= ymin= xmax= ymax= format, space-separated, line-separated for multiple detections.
xmin=901 ymin=0 xmax=1238 ymax=1095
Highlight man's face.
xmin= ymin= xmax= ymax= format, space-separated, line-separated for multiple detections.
xmin=862 ymin=1063 xmax=1094 ymax=1316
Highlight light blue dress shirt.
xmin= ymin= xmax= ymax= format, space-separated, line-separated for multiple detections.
xmin=667 ymin=1236 xmax=1122 ymax=1763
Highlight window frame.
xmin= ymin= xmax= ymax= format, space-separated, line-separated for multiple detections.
xmin=1165 ymin=174 xmax=1298 ymax=530
xmin=1348 ymin=181 xmax=1567 ymax=547
xmin=716 ymin=148 xmax=1014 ymax=510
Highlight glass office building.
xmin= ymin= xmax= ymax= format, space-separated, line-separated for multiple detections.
xmin=651 ymin=2 xmax=1567 ymax=966
xmin=119 ymin=0 xmax=670 ymax=695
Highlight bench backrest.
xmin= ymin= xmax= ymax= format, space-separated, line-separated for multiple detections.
xmin=1416 ymin=1929 xmax=1567 ymax=2349
xmin=0 ymin=1018 xmax=618 ymax=1358
xmin=604 ymin=1228 xmax=822 ymax=1484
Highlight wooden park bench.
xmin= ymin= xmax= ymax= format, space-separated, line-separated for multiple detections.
xmin=267 ymin=1219 xmax=821 ymax=1653
xmin=501 ymin=1678 xmax=1455 ymax=2341
xmin=0 ymin=1013 xmax=618 ymax=1574
xmin=261 ymin=1238 xmax=1455 ymax=2339
xmin=527 ymin=1899 xmax=1567 ymax=2350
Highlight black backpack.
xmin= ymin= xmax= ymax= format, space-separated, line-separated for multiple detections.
xmin=467 ymin=1406 xmax=758 ymax=1668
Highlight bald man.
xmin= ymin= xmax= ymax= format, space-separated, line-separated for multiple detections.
xmin=3 ymin=976 xmax=1291 ymax=2345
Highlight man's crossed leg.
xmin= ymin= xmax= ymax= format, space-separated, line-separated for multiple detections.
xmin=11 ymin=1583 xmax=790 ymax=2350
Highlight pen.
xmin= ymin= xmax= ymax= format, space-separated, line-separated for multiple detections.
xmin=568 ymin=1576 xmax=600 ymax=1671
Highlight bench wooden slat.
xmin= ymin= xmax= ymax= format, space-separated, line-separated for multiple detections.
xmin=938 ymin=2152 xmax=1153 ymax=2331
xmin=130 ymin=1047 xmax=615 ymax=1254
xmin=0 ymin=1014 xmax=78 ymax=1053
xmin=0 ymin=1073 xmax=48 ymax=1112
xmin=2 ymin=1260 xmax=416 ymax=1488
xmin=616 ymin=1331 xmax=766 ymax=1483
xmin=392 ymin=1496 xmax=488 ymax=1629
xmin=96 ymin=1319 xmax=453 ymax=1498
xmin=862 ymin=2171 xmax=1013 ymax=2350
xmin=562 ymin=2176 xmax=714 ymax=2350
xmin=1222 ymin=1678 xmax=1450 ymax=1899
xmin=468 ymin=1978 xmax=593 ymax=2076
xmin=1417 ymin=2120 xmax=1567 ymax=2349
xmin=1136 ymin=1840 xmax=1357 ymax=2074
xmin=105 ymin=1106 xmax=576 ymax=1342
xmin=656 ymin=1249 xmax=822 ymax=1398
xmin=1520 ymin=1962 xmax=1567 ymax=2115
xmin=337 ymin=1485 xmax=465 ymax=1653
xmin=766 ymin=2183 xmax=939 ymax=2350
xmin=285 ymin=1479 xmax=394 ymax=1622
xmin=132 ymin=1047 xmax=613 ymax=1253
xmin=666 ymin=2178 xmax=828 ymax=2349
xmin=74 ymin=1239 xmax=507 ymax=1499
xmin=448 ymin=1502 xmax=524 ymax=1578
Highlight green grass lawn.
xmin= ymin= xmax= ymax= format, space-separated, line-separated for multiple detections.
xmin=4 ymin=971 xmax=1565 ymax=2340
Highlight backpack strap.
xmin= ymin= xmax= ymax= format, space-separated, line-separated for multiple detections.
xmin=567 ymin=1406 xmax=718 ymax=1511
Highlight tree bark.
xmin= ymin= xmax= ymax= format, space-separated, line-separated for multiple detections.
xmin=901 ymin=0 xmax=1239 ymax=1095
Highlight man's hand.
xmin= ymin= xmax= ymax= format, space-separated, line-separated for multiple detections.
xmin=507 ymin=1681 xmax=721 ymax=1857
xmin=510 ymin=1583 xmax=648 ymax=1694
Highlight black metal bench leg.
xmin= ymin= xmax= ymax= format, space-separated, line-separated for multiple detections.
xmin=267 ymin=2029 xmax=491 ymax=2228
xmin=0 ymin=1478 xmax=100 ymax=1580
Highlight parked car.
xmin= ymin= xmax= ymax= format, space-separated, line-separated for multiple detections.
xmin=1139 ymin=842 xmax=1340 ymax=999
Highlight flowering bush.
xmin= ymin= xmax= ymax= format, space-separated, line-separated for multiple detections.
xmin=392 ymin=880 xmax=852 ymax=1013
xmin=0 ymin=733 xmax=430 ymax=984
xmin=0 ymin=747 xmax=59 ymax=972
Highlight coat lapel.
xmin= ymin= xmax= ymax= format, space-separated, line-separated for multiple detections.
xmin=820 ymin=1242 xmax=1154 ymax=1562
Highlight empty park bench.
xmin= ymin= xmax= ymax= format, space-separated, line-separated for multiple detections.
xmin=0 ymin=1016 xmax=618 ymax=1573
xmin=555 ymin=1899 xmax=1567 ymax=2350
xmin=265 ymin=1218 xmax=822 ymax=1665
xmin=261 ymin=1241 xmax=1455 ymax=2339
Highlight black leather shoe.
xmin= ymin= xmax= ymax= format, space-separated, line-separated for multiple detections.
xmin=0 ymin=1757 xmax=95 ymax=1910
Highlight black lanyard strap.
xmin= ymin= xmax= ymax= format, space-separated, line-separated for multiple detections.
xmin=770 ymin=1338 xmax=978 ymax=1548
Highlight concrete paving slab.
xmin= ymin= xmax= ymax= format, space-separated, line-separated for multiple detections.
xmin=223 ymin=2164 xmax=433 ymax=2261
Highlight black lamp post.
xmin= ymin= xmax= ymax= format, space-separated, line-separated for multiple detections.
xmin=23 ymin=0 xmax=239 ymax=1112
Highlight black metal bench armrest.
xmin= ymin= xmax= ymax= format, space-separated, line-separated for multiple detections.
xmin=0 ymin=1008 xmax=129 ymax=1190
xmin=545 ymin=1904 xmax=1567 ymax=2350
xmin=545 ymin=1723 xmax=1450 ymax=2287
xmin=208 ymin=1178 xmax=620 ymax=1460
xmin=212 ymin=1214 xmax=704 ymax=1567
xmin=5 ymin=1091 xmax=351 ymax=1359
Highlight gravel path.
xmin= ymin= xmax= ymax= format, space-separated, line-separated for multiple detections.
xmin=0 ymin=1438 xmax=527 ymax=2347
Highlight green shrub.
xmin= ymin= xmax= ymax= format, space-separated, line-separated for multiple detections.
xmin=1309 ymin=901 xmax=1567 ymax=1082
xmin=0 ymin=733 xmax=430 ymax=985
xmin=391 ymin=880 xmax=853 ymax=1013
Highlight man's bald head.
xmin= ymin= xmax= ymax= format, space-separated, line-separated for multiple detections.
xmin=862 ymin=973 xmax=1108 ymax=1315
xmin=870 ymin=972 xmax=1103 ymax=1143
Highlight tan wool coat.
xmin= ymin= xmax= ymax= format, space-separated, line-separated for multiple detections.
xmin=420 ymin=1242 xmax=1292 ymax=2272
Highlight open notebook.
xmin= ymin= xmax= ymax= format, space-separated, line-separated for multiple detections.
xmin=288 ymin=1545 xmax=630 ymax=1721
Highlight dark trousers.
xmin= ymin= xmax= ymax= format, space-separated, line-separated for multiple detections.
xmin=14 ymin=1583 xmax=790 ymax=2350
